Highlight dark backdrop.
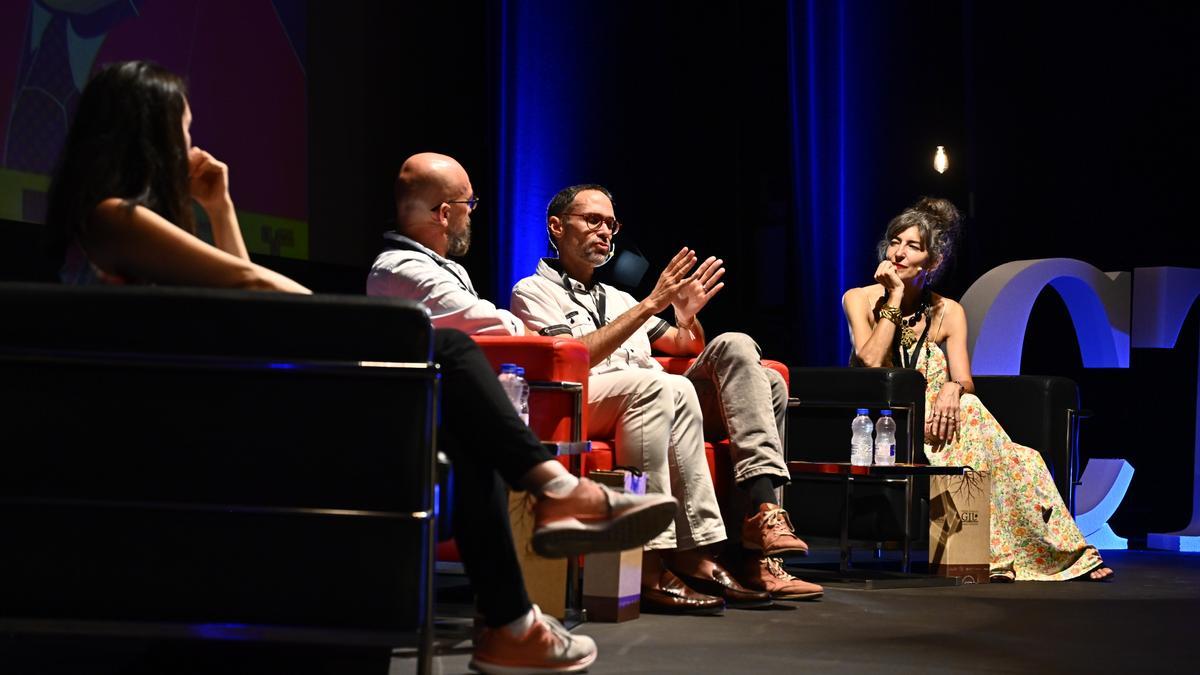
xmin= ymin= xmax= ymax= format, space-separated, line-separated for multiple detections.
xmin=304 ymin=0 xmax=1198 ymax=540
xmin=2 ymin=1 xmax=1194 ymax=539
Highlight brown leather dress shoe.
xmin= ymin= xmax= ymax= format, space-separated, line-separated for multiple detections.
xmin=640 ymin=569 xmax=725 ymax=615
xmin=675 ymin=562 xmax=774 ymax=609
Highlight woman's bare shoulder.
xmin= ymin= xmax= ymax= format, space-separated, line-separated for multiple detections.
xmin=932 ymin=294 xmax=964 ymax=317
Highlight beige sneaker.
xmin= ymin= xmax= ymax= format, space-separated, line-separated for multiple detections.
xmin=469 ymin=605 xmax=597 ymax=674
xmin=741 ymin=555 xmax=823 ymax=601
xmin=531 ymin=477 xmax=676 ymax=558
xmin=742 ymin=504 xmax=809 ymax=556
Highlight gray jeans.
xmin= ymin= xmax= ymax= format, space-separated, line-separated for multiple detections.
xmin=684 ymin=332 xmax=790 ymax=484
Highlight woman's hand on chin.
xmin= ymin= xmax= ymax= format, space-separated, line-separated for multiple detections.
xmin=188 ymin=146 xmax=233 ymax=215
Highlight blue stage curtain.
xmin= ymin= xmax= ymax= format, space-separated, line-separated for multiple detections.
xmin=786 ymin=0 xmax=877 ymax=366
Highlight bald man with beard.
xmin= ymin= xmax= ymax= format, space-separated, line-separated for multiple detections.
xmin=367 ymin=156 xmax=678 ymax=674
xmin=368 ymin=152 xmax=525 ymax=335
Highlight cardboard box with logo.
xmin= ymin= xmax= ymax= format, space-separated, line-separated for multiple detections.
xmin=929 ymin=470 xmax=991 ymax=584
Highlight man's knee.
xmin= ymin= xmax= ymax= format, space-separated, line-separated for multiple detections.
xmin=623 ymin=371 xmax=674 ymax=417
xmin=709 ymin=332 xmax=762 ymax=364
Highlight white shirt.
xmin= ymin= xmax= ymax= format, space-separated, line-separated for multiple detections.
xmin=510 ymin=258 xmax=670 ymax=375
xmin=367 ymin=232 xmax=525 ymax=336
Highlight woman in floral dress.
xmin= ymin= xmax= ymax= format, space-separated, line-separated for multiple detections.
xmin=841 ymin=197 xmax=1112 ymax=581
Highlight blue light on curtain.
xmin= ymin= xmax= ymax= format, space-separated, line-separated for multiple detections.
xmin=494 ymin=1 xmax=585 ymax=305
xmin=787 ymin=0 xmax=870 ymax=366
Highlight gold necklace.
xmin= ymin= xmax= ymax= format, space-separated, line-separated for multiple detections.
xmin=879 ymin=296 xmax=929 ymax=350
xmin=898 ymin=308 xmax=925 ymax=349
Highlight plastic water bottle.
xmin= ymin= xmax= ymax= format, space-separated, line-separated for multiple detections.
xmin=498 ymin=363 xmax=520 ymax=414
xmin=850 ymin=408 xmax=874 ymax=467
xmin=875 ymin=409 xmax=897 ymax=466
xmin=515 ymin=366 xmax=530 ymax=426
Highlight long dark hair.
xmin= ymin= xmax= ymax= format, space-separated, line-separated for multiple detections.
xmin=46 ymin=61 xmax=193 ymax=260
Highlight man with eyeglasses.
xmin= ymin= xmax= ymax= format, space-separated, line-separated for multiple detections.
xmin=510 ymin=184 xmax=824 ymax=614
xmin=368 ymin=153 xmax=521 ymax=335
xmin=368 ymin=155 xmax=679 ymax=675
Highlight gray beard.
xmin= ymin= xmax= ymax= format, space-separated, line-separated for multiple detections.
xmin=580 ymin=243 xmax=608 ymax=267
xmin=447 ymin=222 xmax=471 ymax=257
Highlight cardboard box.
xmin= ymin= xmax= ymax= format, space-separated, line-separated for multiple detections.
xmin=582 ymin=470 xmax=644 ymax=622
xmin=509 ymin=491 xmax=568 ymax=619
xmin=929 ymin=471 xmax=991 ymax=584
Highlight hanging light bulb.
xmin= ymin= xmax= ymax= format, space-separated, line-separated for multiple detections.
xmin=933 ymin=145 xmax=949 ymax=174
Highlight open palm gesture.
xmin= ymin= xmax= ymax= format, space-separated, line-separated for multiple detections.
xmin=672 ymin=256 xmax=725 ymax=323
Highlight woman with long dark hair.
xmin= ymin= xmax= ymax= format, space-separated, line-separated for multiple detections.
xmin=47 ymin=60 xmax=307 ymax=292
xmin=842 ymin=197 xmax=1112 ymax=582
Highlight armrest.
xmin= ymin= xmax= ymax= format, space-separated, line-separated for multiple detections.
xmin=972 ymin=375 xmax=1079 ymax=503
xmin=472 ymin=335 xmax=590 ymax=442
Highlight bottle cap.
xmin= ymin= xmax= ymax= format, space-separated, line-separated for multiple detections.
xmin=500 ymin=363 xmax=516 ymax=373
xmin=516 ymin=367 xmax=526 ymax=376
xmin=856 ymin=408 xmax=869 ymax=415
xmin=880 ymin=409 xmax=893 ymax=416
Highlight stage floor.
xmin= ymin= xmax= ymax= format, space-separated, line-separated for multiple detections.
xmin=396 ymin=548 xmax=1199 ymax=674
xmin=3 ymin=549 xmax=1195 ymax=673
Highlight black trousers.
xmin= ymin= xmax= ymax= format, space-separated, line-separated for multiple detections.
xmin=435 ymin=329 xmax=555 ymax=627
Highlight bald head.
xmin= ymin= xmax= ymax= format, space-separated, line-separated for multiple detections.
xmin=395 ymin=153 xmax=470 ymax=219
xmin=394 ymin=152 xmax=474 ymax=256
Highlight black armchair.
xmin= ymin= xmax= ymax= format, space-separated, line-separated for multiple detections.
xmin=785 ymin=367 xmax=1082 ymax=555
xmin=785 ymin=367 xmax=927 ymax=545
xmin=0 ymin=283 xmax=440 ymax=674
xmin=972 ymin=375 xmax=1081 ymax=510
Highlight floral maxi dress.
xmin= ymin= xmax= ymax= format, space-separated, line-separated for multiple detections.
xmin=918 ymin=343 xmax=1102 ymax=580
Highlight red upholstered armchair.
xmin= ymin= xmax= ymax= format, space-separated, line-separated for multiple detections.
xmin=435 ymin=339 xmax=790 ymax=561
xmin=464 ymin=339 xmax=791 ymax=500
xmin=436 ymin=335 xmax=612 ymax=563
xmin=470 ymin=335 xmax=613 ymax=476
xmin=590 ymin=357 xmax=793 ymax=503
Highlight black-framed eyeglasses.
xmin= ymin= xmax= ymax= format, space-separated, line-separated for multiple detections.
xmin=433 ymin=195 xmax=480 ymax=212
xmin=563 ymin=212 xmax=621 ymax=235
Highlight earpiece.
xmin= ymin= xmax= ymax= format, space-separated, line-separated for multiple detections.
xmin=598 ymin=243 xmax=616 ymax=266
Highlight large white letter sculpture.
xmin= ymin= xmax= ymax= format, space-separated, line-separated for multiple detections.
xmin=958 ymin=258 xmax=1133 ymax=550
xmin=1136 ymin=267 xmax=1200 ymax=552
xmin=959 ymin=259 xmax=1130 ymax=375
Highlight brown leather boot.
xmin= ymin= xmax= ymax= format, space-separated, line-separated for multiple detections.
xmin=741 ymin=555 xmax=823 ymax=601
xmin=742 ymin=504 xmax=809 ymax=556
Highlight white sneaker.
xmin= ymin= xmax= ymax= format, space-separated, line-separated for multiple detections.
xmin=469 ymin=605 xmax=598 ymax=674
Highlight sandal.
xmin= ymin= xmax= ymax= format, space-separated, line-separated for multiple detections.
xmin=1072 ymin=563 xmax=1115 ymax=582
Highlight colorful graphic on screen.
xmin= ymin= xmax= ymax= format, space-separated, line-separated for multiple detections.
xmin=0 ymin=0 xmax=308 ymax=258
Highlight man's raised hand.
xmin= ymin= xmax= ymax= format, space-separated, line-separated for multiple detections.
xmin=642 ymin=247 xmax=697 ymax=314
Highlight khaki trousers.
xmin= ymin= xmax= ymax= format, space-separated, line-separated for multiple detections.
xmin=587 ymin=333 xmax=789 ymax=550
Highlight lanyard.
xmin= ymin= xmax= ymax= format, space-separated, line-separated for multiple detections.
xmin=383 ymin=236 xmax=476 ymax=297
xmin=561 ymin=273 xmax=606 ymax=327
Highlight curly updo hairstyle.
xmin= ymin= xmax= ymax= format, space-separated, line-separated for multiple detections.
xmin=876 ymin=197 xmax=962 ymax=284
